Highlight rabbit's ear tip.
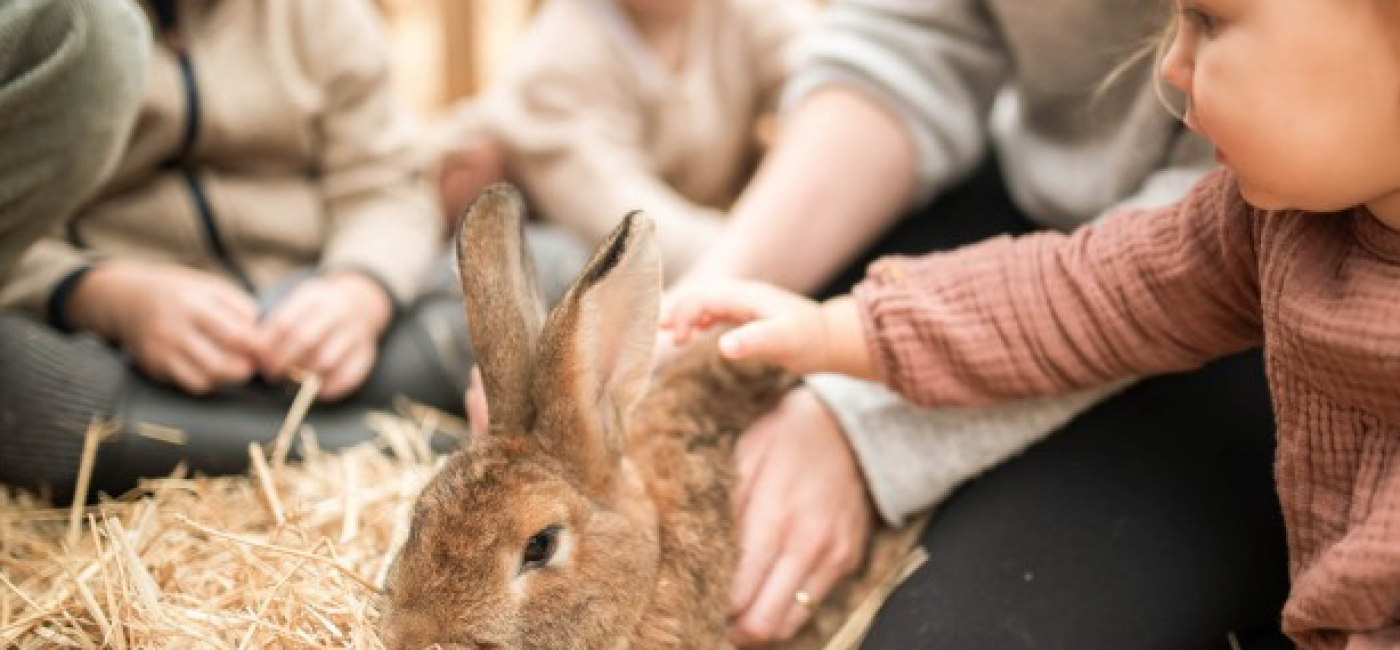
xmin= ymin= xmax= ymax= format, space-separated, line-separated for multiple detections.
xmin=480 ymin=182 xmax=522 ymax=199
xmin=620 ymin=211 xmax=656 ymax=238
xmin=468 ymin=183 xmax=524 ymax=213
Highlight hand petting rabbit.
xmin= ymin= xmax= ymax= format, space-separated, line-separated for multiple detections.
xmin=379 ymin=185 xmax=919 ymax=650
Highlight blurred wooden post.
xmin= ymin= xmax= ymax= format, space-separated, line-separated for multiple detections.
xmin=440 ymin=0 xmax=478 ymax=106
xmin=376 ymin=0 xmax=541 ymax=116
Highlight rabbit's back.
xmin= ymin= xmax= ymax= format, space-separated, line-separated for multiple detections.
xmin=624 ymin=333 xmax=796 ymax=647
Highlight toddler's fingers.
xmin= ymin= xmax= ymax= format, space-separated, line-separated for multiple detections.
xmin=718 ymin=320 xmax=796 ymax=367
xmin=662 ymin=295 xmax=713 ymax=345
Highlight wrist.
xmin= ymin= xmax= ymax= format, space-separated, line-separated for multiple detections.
xmin=818 ymin=296 xmax=874 ymax=381
xmin=65 ymin=261 xmax=138 ymax=340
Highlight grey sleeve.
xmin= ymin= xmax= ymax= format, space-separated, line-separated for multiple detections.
xmin=780 ymin=0 xmax=1010 ymax=205
xmin=805 ymin=373 xmax=1131 ymax=526
xmin=0 ymin=0 xmax=148 ymax=279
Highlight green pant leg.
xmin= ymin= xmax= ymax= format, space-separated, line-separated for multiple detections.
xmin=0 ymin=0 xmax=149 ymax=277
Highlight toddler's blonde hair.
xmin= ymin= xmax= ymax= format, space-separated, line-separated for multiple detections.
xmin=1095 ymin=8 xmax=1184 ymax=120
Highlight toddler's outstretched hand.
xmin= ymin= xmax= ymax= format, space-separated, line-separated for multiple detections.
xmin=660 ymin=281 xmax=873 ymax=379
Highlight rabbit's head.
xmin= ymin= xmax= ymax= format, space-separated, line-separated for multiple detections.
xmin=379 ymin=185 xmax=665 ymax=649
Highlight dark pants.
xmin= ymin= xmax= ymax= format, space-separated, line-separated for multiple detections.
xmin=819 ymin=165 xmax=1292 ymax=649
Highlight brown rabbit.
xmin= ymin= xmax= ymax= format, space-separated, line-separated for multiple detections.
xmin=379 ymin=185 xmax=922 ymax=649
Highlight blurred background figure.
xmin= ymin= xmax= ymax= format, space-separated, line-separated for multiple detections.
xmin=427 ymin=0 xmax=815 ymax=281
xmin=0 ymin=0 xmax=148 ymax=279
xmin=0 ymin=0 xmax=590 ymax=504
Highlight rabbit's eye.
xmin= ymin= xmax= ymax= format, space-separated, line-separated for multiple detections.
xmin=521 ymin=525 xmax=562 ymax=570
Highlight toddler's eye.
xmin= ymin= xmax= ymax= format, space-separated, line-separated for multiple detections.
xmin=1183 ymin=6 xmax=1218 ymax=36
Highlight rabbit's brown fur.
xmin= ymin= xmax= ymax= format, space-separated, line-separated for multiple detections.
xmin=380 ymin=185 xmax=923 ymax=649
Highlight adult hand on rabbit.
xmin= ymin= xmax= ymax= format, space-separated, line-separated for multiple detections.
xmin=256 ymin=272 xmax=392 ymax=400
xmin=728 ymin=386 xmax=874 ymax=645
xmin=660 ymin=280 xmax=875 ymax=381
xmin=67 ymin=261 xmax=260 ymax=394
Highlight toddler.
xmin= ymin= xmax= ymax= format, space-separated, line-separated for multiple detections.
xmin=665 ymin=0 xmax=1400 ymax=646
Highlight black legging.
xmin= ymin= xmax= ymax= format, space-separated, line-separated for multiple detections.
xmin=819 ymin=163 xmax=1292 ymax=649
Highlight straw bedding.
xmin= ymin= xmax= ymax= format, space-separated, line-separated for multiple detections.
xmin=0 ymin=381 xmax=923 ymax=649
xmin=0 ymin=388 xmax=452 ymax=649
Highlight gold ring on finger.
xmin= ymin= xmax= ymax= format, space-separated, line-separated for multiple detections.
xmin=794 ymin=589 xmax=815 ymax=610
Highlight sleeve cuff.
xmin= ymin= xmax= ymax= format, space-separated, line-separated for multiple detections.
xmin=46 ymin=264 xmax=95 ymax=333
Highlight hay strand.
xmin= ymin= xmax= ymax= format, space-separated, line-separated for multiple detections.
xmin=131 ymin=422 xmax=187 ymax=446
xmin=247 ymin=443 xmax=285 ymax=525
xmin=271 ymin=374 xmax=320 ymax=470
xmin=823 ymin=545 xmax=930 ymax=650
xmin=66 ymin=420 xmax=111 ymax=546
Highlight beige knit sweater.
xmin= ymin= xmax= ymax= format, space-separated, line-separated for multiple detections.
xmin=854 ymin=169 xmax=1400 ymax=648
xmin=438 ymin=0 xmax=814 ymax=278
xmin=0 ymin=0 xmax=440 ymax=315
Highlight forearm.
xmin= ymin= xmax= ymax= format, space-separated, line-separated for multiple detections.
xmin=516 ymin=147 xmax=726 ymax=280
xmin=684 ymin=88 xmax=917 ymax=294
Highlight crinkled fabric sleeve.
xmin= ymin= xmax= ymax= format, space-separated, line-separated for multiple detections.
xmin=854 ymin=168 xmax=1262 ymax=408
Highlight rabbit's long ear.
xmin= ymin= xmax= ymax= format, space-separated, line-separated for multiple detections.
xmin=531 ymin=212 xmax=660 ymax=493
xmin=457 ymin=184 xmax=546 ymax=433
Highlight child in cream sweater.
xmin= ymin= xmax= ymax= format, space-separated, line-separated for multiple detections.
xmin=432 ymin=0 xmax=814 ymax=280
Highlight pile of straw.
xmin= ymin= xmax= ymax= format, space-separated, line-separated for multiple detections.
xmin=0 ymin=378 xmax=454 ymax=649
xmin=0 ymin=378 xmax=923 ymax=649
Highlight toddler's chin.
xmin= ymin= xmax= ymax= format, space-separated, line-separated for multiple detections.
xmin=1236 ymin=181 xmax=1292 ymax=212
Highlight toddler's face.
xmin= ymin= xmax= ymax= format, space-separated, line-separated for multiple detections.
xmin=1160 ymin=0 xmax=1400 ymax=216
